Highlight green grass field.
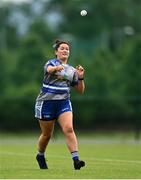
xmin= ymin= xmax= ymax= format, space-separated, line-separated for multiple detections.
xmin=0 ymin=132 xmax=141 ymax=179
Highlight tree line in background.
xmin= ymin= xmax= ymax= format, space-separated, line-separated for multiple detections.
xmin=0 ymin=0 xmax=141 ymax=134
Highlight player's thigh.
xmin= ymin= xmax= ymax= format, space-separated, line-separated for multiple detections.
xmin=58 ymin=111 xmax=73 ymax=130
xmin=39 ymin=120 xmax=55 ymax=136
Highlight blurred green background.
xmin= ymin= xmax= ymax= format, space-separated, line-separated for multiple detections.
xmin=0 ymin=0 xmax=141 ymax=139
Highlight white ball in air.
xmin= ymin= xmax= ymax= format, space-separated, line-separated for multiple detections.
xmin=80 ymin=10 xmax=87 ymax=16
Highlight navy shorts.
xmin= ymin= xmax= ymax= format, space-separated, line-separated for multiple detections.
xmin=35 ymin=99 xmax=72 ymax=121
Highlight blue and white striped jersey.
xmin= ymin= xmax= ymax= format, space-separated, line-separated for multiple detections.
xmin=36 ymin=59 xmax=78 ymax=101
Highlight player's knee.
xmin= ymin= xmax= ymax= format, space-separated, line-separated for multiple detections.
xmin=63 ymin=126 xmax=74 ymax=134
xmin=42 ymin=134 xmax=51 ymax=141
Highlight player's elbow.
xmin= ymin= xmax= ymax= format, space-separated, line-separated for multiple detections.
xmin=80 ymin=89 xmax=85 ymax=94
xmin=77 ymin=88 xmax=85 ymax=94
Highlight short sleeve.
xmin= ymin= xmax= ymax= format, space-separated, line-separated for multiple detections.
xmin=44 ymin=60 xmax=56 ymax=74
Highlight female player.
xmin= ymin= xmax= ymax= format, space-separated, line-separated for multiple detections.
xmin=35 ymin=39 xmax=85 ymax=170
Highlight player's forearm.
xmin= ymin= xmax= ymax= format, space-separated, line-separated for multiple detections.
xmin=47 ymin=65 xmax=64 ymax=74
xmin=47 ymin=66 xmax=57 ymax=74
xmin=75 ymin=80 xmax=85 ymax=94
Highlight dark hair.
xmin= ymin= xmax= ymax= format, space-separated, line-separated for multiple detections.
xmin=53 ymin=39 xmax=70 ymax=50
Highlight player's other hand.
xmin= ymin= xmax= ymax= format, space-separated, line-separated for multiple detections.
xmin=55 ymin=65 xmax=64 ymax=72
xmin=76 ymin=65 xmax=84 ymax=78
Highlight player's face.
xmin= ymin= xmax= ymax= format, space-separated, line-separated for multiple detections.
xmin=55 ymin=43 xmax=70 ymax=61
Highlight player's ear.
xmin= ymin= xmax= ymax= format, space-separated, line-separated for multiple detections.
xmin=55 ymin=50 xmax=58 ymax=56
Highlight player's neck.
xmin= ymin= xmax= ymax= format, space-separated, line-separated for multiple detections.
xmin=58 ymin=58 xmax=68 ymax=64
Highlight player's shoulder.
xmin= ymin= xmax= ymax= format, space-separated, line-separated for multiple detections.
xmin=45 ymin=58 xmax=61 ymax=66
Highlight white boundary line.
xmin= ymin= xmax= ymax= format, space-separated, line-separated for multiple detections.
xmin=1 ymin=179 xmax=134 ymax=180
xmin=1 ymin=151 xmax=141 ymax=165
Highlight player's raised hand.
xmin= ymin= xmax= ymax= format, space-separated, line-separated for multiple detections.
xmin=76 ymin=65 xmax=84 ymax=79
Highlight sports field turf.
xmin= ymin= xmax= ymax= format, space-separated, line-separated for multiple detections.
xmin=0 ymin=132 xmax=141 ymax=179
